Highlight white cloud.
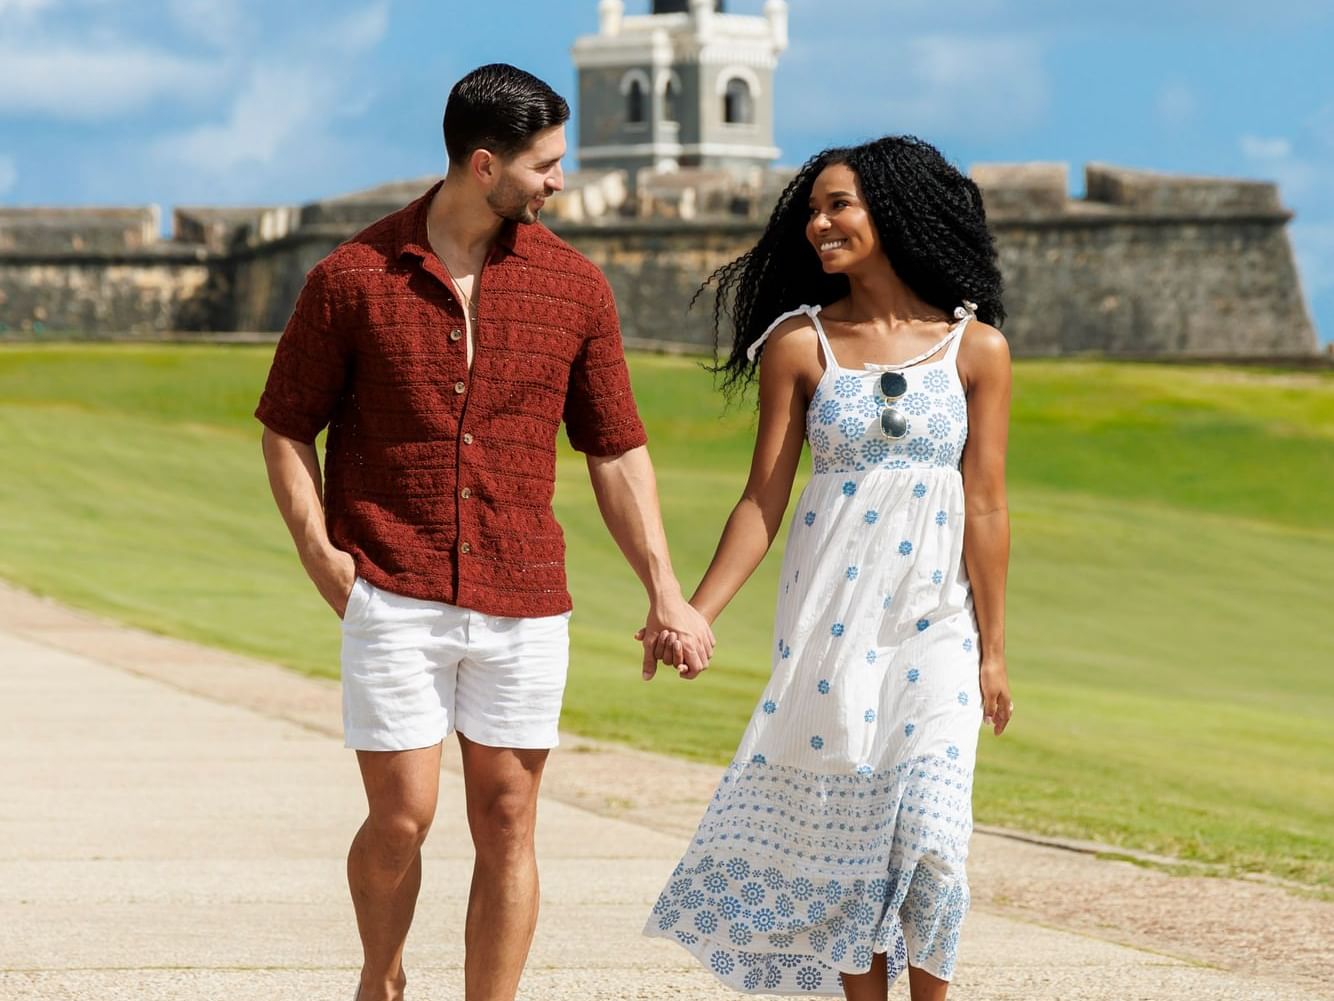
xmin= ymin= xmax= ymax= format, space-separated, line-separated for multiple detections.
xmin=1240 ymin=135 xmax=1293 ymax=160
xmin=0 ymin=154 xmax=17 ymax=195
xmin=315 ymin=0 xmax=390 ymax=55
xmin=0 ymin=0 xmax=55 ymax=17
xmin=785 ymin=33 xmax=1049 ymax=141
xmin=166 ymin=0 xmax=248 ymax=49
xmin=156 ymin=65 xmax=325 ymax=173
xmin=0 ymin=43 xmax=223 ymax=119
xmin=1155 ymin=84 xmax=1196 ymax=128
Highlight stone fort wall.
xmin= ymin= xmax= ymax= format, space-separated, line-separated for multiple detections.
xmin=0 ymin=163 xmax=1318 ymax=356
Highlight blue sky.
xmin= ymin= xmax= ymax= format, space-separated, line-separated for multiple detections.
xmin=1 ymin=0 xmax=1331 ymax=343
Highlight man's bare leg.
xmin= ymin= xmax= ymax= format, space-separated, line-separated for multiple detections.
xmin=458 ymin=734 xmax=549 ymax=1001
xmin=349 ymin=744 xmax=442 ymax=1001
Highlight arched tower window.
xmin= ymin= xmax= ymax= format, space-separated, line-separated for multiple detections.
xmin=627 ymin=78 xmax=646 ymax=123
xmin=723 ymin=77 xmax=754 ymax=124
xmin=620 ymin=69 xmax=652 ymax=127
xmin=662 ymin=75 xmax=681 ymax=123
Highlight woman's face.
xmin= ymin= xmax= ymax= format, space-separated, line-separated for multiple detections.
xmin=805 ymin=162 xmax=880 ymax=273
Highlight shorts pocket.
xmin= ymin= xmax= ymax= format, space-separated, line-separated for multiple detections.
xmin=342 ymin=576 xmax=372 ymax=624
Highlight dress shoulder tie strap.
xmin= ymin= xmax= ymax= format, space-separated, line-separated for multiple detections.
xmin=745 ymin=304 xmax=823 ymax=363
xmin=861 ymin=300 xmax=978 ymax=371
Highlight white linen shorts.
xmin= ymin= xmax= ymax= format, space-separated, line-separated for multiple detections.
xmin=340 ymin=577 xmax=571 ymax=752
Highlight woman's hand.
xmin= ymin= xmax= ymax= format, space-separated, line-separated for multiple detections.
xmin=980 ymin=656 xmax=1013 ymax=736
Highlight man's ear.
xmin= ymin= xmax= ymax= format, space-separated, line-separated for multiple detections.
xmin=470 ymin=148 xmax=497 ymax=186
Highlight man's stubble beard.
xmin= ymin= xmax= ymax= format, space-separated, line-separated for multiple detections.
xmin=487 ymin=176 xmax=542 ymax=225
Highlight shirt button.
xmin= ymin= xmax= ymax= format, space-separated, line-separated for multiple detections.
xmin=460 ymin=542 xmax=471 ymax=554
xmin=454 ymin=381 xmax=466 ymax=395
xmin=462 ymin=433 xmax=474 ymax=445
xmin=449 ymin=328 xmax=463 ymax=342
xmin=460 ymin=487 xmax=471 ymax=500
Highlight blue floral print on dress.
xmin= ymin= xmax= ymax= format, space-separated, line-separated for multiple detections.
xmin=839 ymin=415 xmax=866 ymax=439
xmin=902 ymin=392 xmax=930 ymax=415
xmin=908 ymin=438 xmax=935 ymax=462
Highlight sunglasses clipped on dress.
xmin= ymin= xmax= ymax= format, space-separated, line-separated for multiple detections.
xmin=878 ymin=371 xmax=910 ymax=439
xmin=878 ymin=300 xmax=978 ymax=440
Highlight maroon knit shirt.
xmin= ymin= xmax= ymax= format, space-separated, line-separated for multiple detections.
xmin=256 ymin=181 xmax=647 ymax=618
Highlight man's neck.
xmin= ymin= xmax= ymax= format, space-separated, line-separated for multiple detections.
xmin=427 ymin=173 xmax=504 ymax=263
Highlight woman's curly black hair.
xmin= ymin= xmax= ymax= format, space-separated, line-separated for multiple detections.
xmin=701 ymin=135 xmax=1005 ymax=397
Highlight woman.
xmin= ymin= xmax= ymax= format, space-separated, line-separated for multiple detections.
xmin=642 ymin=136 xmax=1014 ymax=1000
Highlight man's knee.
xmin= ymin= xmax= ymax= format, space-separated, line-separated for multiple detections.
xmin=469 ymin=789 xmax=537 ymax=859
xmin=365 ymin=808 xmax=434 ymax=866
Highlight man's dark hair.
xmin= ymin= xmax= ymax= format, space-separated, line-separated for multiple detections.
xmin=443 ymin=64 xmax=570 ymax=165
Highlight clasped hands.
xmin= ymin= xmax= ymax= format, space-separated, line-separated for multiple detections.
xmin=636 ymin=594 xmax=715 ymax=681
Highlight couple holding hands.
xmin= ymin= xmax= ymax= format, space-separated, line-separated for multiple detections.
xmin=258 ymin=64 xmax=1012 ymax=1001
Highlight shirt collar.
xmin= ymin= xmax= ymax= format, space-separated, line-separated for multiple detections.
xmin=397 ymin=180 xmax=531 ymax=263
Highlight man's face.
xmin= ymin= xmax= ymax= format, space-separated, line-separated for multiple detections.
xmin=487 ymin=124 xmax=566 ymax=224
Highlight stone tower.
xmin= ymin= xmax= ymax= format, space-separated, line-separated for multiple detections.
xmin=572 ymin=0 xmax=788 ymax=183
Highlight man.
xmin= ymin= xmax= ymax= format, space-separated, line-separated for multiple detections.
xmin=256 ymin=64 xmax=714 ymax=1001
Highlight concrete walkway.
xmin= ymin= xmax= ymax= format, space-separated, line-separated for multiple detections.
xmin=0 ymin=585 xmax=1327 ymax=1000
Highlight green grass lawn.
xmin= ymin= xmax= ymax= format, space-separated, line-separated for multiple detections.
xmin=1 ymin=344 xmax=1331 ymax=888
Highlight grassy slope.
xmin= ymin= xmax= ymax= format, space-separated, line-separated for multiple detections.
xmin=0 ymin=345 xmax=1330 ymax=885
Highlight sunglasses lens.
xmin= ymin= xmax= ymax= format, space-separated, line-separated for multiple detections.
xmin=881 ymin=408 xmax=908 ymax=439
xmin=880 ymin=372 xmax=907 ymax=399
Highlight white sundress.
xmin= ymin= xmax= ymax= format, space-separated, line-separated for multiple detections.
xmin=644 ymin=304 xmax=984 ymax=995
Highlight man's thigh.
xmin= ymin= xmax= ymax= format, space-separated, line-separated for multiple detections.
xmin=341 ymin=578 xmax=467 ymax=752
xmin=453 ymin=610 xmax=571 ymax=751
xmin=457 ymin=734 xmax=548 ymax=837
xmin=356 ymin=743 xmax=443 ymax=828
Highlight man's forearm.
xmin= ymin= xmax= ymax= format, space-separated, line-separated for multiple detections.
xmin=261 ymin=428 xmax=334 ymax=564
xmin=585 ymin=445 xmax=681 ymax=602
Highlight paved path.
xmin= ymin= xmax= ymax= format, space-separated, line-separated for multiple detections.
xmin=0 ymin=584 xmax=1328 ymax=1000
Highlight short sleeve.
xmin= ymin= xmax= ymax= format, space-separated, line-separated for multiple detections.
xmin=563 ymin=280 xmax=648 ymax=456
xmin=254 ymin=266 xmax=351 ymax=444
